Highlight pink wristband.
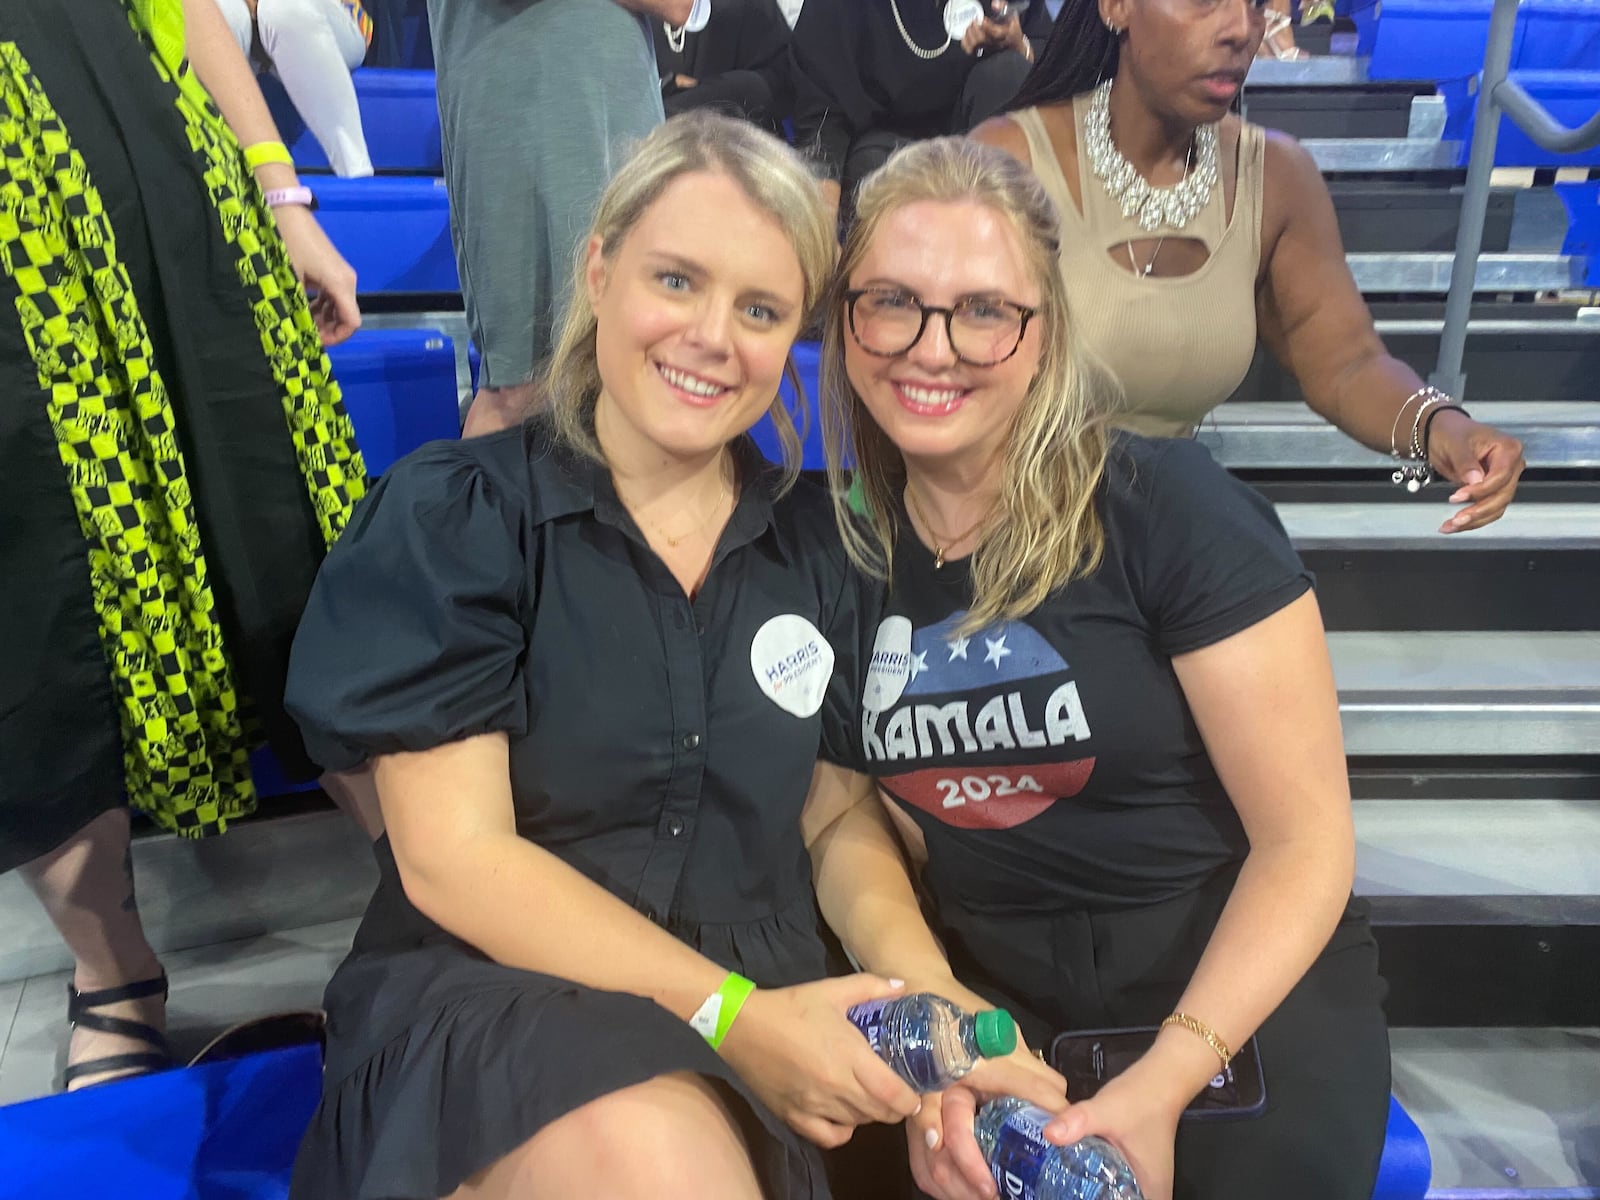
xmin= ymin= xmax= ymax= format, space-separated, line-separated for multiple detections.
xmin=263 ymin=186 xmax=315 ymax=209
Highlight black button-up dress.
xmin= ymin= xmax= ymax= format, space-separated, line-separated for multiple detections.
xmin=285 ymin=421 xmax=865 ymax=1200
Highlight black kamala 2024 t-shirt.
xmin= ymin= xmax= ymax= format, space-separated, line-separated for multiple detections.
xmin=827 ymin=436 xmax=1313 ymax=916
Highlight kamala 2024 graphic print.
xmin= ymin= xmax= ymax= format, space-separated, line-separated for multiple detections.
xmin=863 ymin=613 xmax=1096 ymax=830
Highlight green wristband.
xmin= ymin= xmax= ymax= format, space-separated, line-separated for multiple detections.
xmin=690 ymin=972 xmax=756 ymax=1051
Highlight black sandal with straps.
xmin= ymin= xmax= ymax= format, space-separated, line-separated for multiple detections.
xmin=61 ymin=972 xmax=174 ymax=1091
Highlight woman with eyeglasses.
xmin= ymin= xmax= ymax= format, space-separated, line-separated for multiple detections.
xmin=813 ymin=136 xmax=1391 ymax=1200
xmin=976 ymin=0 xmax=1524 ymax=532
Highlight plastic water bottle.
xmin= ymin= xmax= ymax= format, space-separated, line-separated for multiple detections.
xmin=974 ymin=1097 xmax=1144 ymax=1200
xmin=846 ymin=994 xmax=1017 ymax=1092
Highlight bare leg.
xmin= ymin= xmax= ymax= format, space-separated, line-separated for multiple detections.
xmin=320 ymin=767 xmax=384 ymax=841
xmin=447 ymin=1072 xmax=763 ymax=1200
xmin=461 ymin=381 xmax=542 ymax=438
xmin=17 ymin=808 xmax=167 ymax=1089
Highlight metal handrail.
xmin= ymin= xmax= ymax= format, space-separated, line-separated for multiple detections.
xmin=1430 ymin=0 xmax=1600 ymax=397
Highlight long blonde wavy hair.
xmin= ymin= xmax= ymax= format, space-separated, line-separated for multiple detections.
xmin=544 ymin=111 xmax=837 ymax=490
xmin=821 ymin=137 xmax=1114 ymax=635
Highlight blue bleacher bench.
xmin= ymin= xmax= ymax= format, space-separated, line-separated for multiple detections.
xmin=0 ymin=1048 xmax=1432 ymax=1200
xmin=0 ymin=1042 xmax=321 ymax=1199
xmin=264 ymin=69 xmax=443 ymax=175
xmin=313 ymin=176 xmax=457 ymax=294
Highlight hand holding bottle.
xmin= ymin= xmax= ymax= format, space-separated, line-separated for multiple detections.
xmin=717 ymin=974 xmax=923 ymax=1149
xmin=891 ymin=977 xmax=1068 ymax=1200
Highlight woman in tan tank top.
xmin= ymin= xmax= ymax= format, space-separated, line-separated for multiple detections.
xmin=973 ymin=0 xmax=1526 ymax=533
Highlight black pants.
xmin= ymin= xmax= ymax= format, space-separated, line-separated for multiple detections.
xmin=931 ymin=872 xmax=1393 ymax=1200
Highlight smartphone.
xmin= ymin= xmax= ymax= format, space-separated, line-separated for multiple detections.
xmin=1049 ymin=1026 xmax=1267 ymax=1122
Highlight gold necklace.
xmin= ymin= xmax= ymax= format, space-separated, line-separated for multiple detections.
xmin=621 ymin=460 xmax=733 ymax=549
xmin=905 ymin=485 xmax=991 ymax=570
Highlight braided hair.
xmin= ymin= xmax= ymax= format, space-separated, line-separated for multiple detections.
xmin=1007 ymin=0 xmax=1120 ymax=112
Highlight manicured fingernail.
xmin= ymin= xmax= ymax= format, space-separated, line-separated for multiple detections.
xmin=913 ymin=1101 xmax=922 ymax=1116
xmin=888 ymin=978 xmax=905 ymax=988
xmin=1450 ymin=490 xmax=1468 ymax=503
xmin=924 ymin=1128 xmax=940 ymax=1149
xmin=1466 ymin=470 xmax=1485 ymax=484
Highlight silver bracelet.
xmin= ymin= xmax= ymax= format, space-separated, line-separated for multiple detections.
xmin=1391 ymin=385 xmax=1453 ymax=493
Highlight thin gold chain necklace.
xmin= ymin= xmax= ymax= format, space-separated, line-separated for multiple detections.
xmin=905 ymin=485 xmax=991 ymax=570
xmin=621 ymin=460 xmax=732 ymax=549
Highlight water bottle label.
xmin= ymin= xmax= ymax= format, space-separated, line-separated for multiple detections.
xmin=846 ymin=999 xmax=893 ymax=1054
xmin=989 ymin=1105 xmax=1054 ymax=1199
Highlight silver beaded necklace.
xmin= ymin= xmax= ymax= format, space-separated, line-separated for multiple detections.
xmin=890 ymin=0 xmax=951 ymax=59
xmin=1084 ymin=79 xmax=1220 ymax=233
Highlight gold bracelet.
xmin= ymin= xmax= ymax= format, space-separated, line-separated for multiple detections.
xmin=1161 ymin=1011 xmax=1233 ymax=1069
xmin=243 ymin=141 xmax=294 ymax=172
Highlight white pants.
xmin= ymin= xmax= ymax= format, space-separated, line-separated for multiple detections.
xmin=216 ymin=0 xmax=374 ymax=177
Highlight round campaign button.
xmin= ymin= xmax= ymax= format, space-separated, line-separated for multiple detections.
xmin=943 ymin=0 xmax=985 ymax=41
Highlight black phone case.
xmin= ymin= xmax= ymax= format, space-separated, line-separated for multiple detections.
xmin=1047 ymin=1025 xmax=1268 ymax=1123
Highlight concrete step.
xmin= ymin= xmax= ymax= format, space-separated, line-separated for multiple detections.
xmin=1356 ymin=797 xmax=1600 ymax=899
xmin=1246 ymin=56 xmax=1372 ymax=87
xmin=1233 ymin=314 xmax=1600 ymax=405
xmin=1393 ymin=1026 xmax=1600 ymax=1197
xmin=1282 ymin=500 xmax=1600 ymax=634
xmin=1331 ymin=632 xmax=1600 ymax=757
xmin=1203 ymin=401 xmax=1600 ymax=469
xmin=1278 ymin=501 xmax=1600 ymax=551
xmin=1349 ymin=253 xmax=1584 ymax=293
xmin=1307 ymin=137 xmax=1462 ymax=173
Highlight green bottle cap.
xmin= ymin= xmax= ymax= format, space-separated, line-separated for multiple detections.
xmin=974 ymin=1009 xmax=1018 ymax=1058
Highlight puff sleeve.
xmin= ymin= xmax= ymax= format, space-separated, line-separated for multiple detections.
xmin=286 ymin=442 xmax=530 ymax=772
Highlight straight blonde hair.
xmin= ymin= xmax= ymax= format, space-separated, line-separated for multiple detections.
xmin=821 ymin=136 xmax=1114 ymax=636
xmin=544 ymin=111 xmax=836 ymax=492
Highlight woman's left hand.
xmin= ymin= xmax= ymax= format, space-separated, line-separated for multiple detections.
xmin=272 ymin=203 xmax=362 ymax=346
xmin=1041 ymin=1068 xmax=1183 ymax=1200
xmin=1425 ymin=409 xmax=1525 ymax=533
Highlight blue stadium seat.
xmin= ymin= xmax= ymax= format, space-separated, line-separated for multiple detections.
xmin=1369 ymin=0 xmax=1516 ymax=82
xmin=1374 ymin=1095 xmax=1434 ymax=1200
xmin=246 ymin=329 xmax=460 ymax=799
xmin=1517 ymin=1 xmax=1600 ymax=76
xmin=314 ymin=176 xmax=457 ymax=294
xmin=0 ymin=1042 xmax=321 ymax=1199
xmin=1369 ymin=0 xmax=1600 ymax=82
xmin=751 ymin=339 xmax=827 ymax=470
xmin=326 ymin=327 xmax=461 ymax=476
xmin=266 ymin=69 xmax=443 ymax=175
xmin=1557 ymin=179 xmax=1600 ymax=286
xmin=0 ymin=1058 xmax=1430 ymax=1200
xmin=1445 ymin=71 xmax=1600 ymax=168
